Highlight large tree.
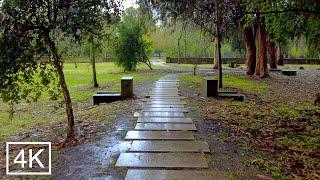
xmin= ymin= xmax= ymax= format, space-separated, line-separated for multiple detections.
xmin=0 ymin=0 xmax=121 ymax=141
xmin=243 ymin=0 xmax=320 ymax=75
xmin=143 ymin=0 xmax=239 ymax=88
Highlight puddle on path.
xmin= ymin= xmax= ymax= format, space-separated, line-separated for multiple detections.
xmin=52 ymin=130 xmax=132 ymax=180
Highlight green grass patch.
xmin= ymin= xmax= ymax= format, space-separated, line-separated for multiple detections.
xmin=0 ymin=62 xmax=164 ymax=141
xmin=179 ymin=74 xmax=270 ymax=92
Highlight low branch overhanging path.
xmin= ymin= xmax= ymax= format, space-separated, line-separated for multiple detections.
xmin=115 ymin=79 xmax=227 ymax=180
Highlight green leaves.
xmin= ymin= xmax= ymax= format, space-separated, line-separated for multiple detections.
xmin=0 ymin=0 xmax=122 ymax=102
xmin=114 ymin=8 xmax=153 ymax=71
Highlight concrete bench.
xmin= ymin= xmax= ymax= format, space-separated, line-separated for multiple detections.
xmin=218 ymin=93 xmax=245 ymax=101
xmin=282 ymin=70 xmax=297 ymax=76
xmin=93 ymin=93 xmax=121 ymax=105
xmin=93 ymin=77 xmax=133 ymax=105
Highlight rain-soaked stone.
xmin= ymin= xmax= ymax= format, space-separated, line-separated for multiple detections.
xmin=150 ymin=89 xmax=179 ymax=91
xmin=134 ymin=112 xmax=185 ymax=117
xmin=143 ymin=101 xmax=187 ymax=105
xmin=150 ymin=97 xmax=185 ymax=99
xmin=143 ymin=99 xmax=187 ymax=104
xmin=137 ymin=117 xmax=193 ymax=124
xmin=142 ymin=108 xmax=188 ymax=112
xmin=154 ymin=85 xmax=179 ymax=88
xmin=125 ymin=131 xmax=194 ymax=140
xmin=155 ymin=82 xmax=179 ymax=84
xmin=144 ymin=98 xmax=183 ymax=102
xmin=115 ymin=153 xmax=208 ymax=168
xmin=148 ymin=94 xmax=180 ymax=97
xmin=125 ymin=170 xmax=227 ymax=180
xmin=141 ymin=104 xmax=186 ymax=108
xmin=129 ymin=141 xmax=210 ymax=152
xmin=135 ymin=123 xmax=197 ymax=131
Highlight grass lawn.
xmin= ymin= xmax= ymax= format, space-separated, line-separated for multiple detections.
xmin=179 ymin=74 xmax=270 ymax=93
xmin=0 ymin=62 xmax=165 ymax=142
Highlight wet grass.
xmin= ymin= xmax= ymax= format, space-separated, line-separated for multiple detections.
xmin=0 ymin=62 xmax=164 ymax=142
xmin=179 ymin=74 xmax=270 ymax=93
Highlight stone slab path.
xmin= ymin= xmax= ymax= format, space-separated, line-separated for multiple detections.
xmin=116 ymin=79 xmax=226 ymax=179
xmin=125 ymin=170 xmax=228 ymax=180
xmin=135 ymin=123 xmax=197 ymax=131
xmin=137 ymin=117 xmax=193 ymax=123
xmin=125 ymin=130 xmax=195 ymax=140
xmin=129 ymin=141 xmax=210 ymax=152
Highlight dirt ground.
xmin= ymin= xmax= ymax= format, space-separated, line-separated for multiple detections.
xmin=179 ymin=66 xmax=320 ymax=179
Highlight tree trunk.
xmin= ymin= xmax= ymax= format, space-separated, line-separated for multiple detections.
xmin=241 ymin=25 xmax=256 ymax=75
xmin=213 ymin=38 xmax=219 ymax=69
xmin=145 ymin=59 xmax=153 ymax=70
xmin=45 ymin=32 xmax=75 ymax=140
xmin=276 ymin=44 xmax=284 ymax=65
xmin=90 ymin=37 xmax=99 ymax=87
xmin=215 ymin=14 xmax=223 ymax=88
xmin=268 ymin=39 xmax=277 ymax=69
xmin=255 ymin=17 xmax=269 ymax=77
xmin=177 ymin=39 xmax=181 ymax=64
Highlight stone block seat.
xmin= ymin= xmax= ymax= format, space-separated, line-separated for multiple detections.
xmin=218 ymin=89 xmax=238 ymax=94
xmin=218 ymin=93 xmax=245 ymax=101
xmin=269 ymin=68 xmax=282 ymax=72
xmin=93 ymin=92 xmax=121 ymax=105
xmin=93 ymin=77 xmax=133 ymax=105
xmin=202 ymin=78 xmax=245 ymax=101
xmin=282 ymin=70 xmax=297 ymax=76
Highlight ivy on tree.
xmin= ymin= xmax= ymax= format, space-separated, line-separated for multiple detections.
xmin=0 ymin=0 xmax=121 ymax=141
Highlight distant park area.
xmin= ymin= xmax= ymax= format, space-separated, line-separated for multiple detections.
xmin=0 ymin=0 xmax=319 ymax=179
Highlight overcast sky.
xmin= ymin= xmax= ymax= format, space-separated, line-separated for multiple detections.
xmin=123 ymin=0 xmax=138 ymax=9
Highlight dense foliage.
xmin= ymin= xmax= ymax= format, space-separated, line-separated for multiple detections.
xmin=114 ymin=8 xmax=153 ymax=71
xmin=0 ymin=0 xmax=121 ymax=139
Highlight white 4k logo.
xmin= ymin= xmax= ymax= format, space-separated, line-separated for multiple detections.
xmin=14 ymin=149 xmax=45 ymax=168
xmin=6 ymin=142 xmax=51 ymax=175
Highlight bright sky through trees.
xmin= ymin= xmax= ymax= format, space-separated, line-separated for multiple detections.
xmin=123 ymin=0 xmax=138 ymax=10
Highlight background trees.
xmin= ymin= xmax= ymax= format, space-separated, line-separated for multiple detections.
xmin=0 ymin=0 xmax=121 ymax=141
xmin=114 ymin=8 xmax=153 ymax=71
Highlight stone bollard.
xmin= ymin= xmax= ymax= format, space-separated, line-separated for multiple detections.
xmin=121 ymin=77 xmax=133 ymax=99
xmin=202 ymin=77 xmax=218 ymax=97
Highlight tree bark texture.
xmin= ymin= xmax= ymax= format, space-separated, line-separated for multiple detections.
xmin=268 ymin=39 xmax=277 ymax=69
xmin=241 ymin=25 xmax=256 ymax=75
xmin=255 ymin=17 xmax=269 ymax=77
xmin=213 ymin=38 xmax=219 ymax=69
xmin=45 ymin=32 xmax=75 ymax=140
xmin=90 ymin=37 xmax=99 ymax=87
xmin=276 ymin=44 xmax=284 ymax=65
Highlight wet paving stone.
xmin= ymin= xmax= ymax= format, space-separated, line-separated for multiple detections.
xmin=141 ymin=104 xmax=186 ymax=108
xmin=149 ymin=97 xmax=185 ymax=99
xmin=148 ymin=94 xmax=180 ymax=97
xmin=115 ymin=153 xmax=208 ymax=168
xmin=142 ymin=108 xmax=188 ymax=112
xmin=137 ymin=117 xmax=193 ymax=124
xmin=125 ymin=170 xmax=227 ymax=180
xmin=134 ymin=112 xmax=185 ymax=117
xmin=129 ymin=141 xmax=210 ymax=152
xmin=135 ymin=123 xmax=197 ymax=131
xmin=143 ymin=102 xmax=187 ymax=105
xmin=125 ymin=131 xmax=194 ymax=140
xmin=143 ymin=99 xmax=185 ymax=102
